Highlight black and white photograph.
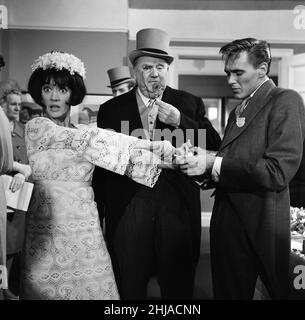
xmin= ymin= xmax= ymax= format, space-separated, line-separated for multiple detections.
xmin=1 ymin=0 xmax=305 ymax=307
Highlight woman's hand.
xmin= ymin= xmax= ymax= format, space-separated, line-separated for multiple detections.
xmin=9 ymin=173 xmax=26 ymax=193
xmin=12 ymin=162 xmax=32 ymax=180
xmin=175 ymin=148 xmax=216 ymax=176
xmin=174 ymin=140 xmax=193 ymax=157
xmin=150 ymin=140 xmax=176 ymax=163
xmin=134 ymin=140 xmax=175 ymax=162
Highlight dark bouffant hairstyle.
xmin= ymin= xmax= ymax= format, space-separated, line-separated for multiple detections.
xmin=28 ymin=68 xmax=87 ymax=106
xmin=219 ymin=38 xmax=272 ymax=75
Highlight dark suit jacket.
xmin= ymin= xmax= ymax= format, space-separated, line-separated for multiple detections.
xmin=211 ymin=80 xmax=305 ymax=296
xmin=92 ymin=86 xmax=221 ymax=262
xmin=289 ymin=139 xmax=305 ymax=207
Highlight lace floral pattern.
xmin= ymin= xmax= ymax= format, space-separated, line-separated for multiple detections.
xmin=21 ymin=117 xmax=161 ymax=300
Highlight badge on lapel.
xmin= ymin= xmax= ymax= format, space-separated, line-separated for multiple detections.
xmin=236 ymin=117 xmax=245 ymax=127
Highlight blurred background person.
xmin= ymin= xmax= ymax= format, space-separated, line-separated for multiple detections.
xmin=0 ymin=80 xmax=30 ymax=300
xmin=78 ymin=108 xmax=90 ymax=125
xmin=19 ymin=102 xmax=43 ymax=124
xmin=0 ymin=57 xmax=30 ymax=301
xmin=18 ymin=106 xmax=30 ymax=124
xmin=82 ymin=106 xmax=97 ymax=124
xmin=107 ymin=66 xmax=136 ymax=97
xmin=0 ymin=57 xmax=13 ymax=300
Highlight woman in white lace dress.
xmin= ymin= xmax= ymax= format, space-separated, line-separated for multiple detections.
xmin=20 ymin=52 xmax=174 ymax=300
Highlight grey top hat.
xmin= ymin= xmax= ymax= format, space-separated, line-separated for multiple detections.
xmin=107 ymin=66 xmax=136 ymax=88
xmin=129 ymin=28 xmax=174 ymax=65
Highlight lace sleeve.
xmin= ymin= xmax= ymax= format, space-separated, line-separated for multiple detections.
xmin=25 ymin=118 xmax=162 ymax=186
xmin=74 ymin=127 xmax=161 ymax=188
xmin=125 ymin=149 xmax=162 ymax=188
xmin=73 ymin=126 xmax=139 ymax=175
xmin=77 ymin=127 xmax=162 ymax=187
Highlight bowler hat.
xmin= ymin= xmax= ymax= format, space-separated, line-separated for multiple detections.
xmin=129 ymin=28 xmax=174 ymax=65
xmin=107 ymin=66 xmax=136 ymax=88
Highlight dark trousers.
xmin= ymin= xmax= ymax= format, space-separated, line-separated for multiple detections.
xmin=210 ymin=198 xmax=289 ymax=300
xmin=105 ymin=182 xmax=197 ymax=300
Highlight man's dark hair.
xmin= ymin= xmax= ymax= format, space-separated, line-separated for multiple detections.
xmin=0 ymin=55 xmax=5 ymax=68
xmin=219 ymin=38 xmax=272 ymax=74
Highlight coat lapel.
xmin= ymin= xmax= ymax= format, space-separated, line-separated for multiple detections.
xmin=121 ymin=87 xmax=143 ymax=132
xmin=13 ymin=121 xmax=25 ymax=138
xmin=219 ymin=79 xmax=276 ymax=151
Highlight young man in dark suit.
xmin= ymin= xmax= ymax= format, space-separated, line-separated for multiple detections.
xmin=92 ymin=28 xmax=221 ymax=299
xmin=178 ymin=38 xmax=305 ymax=299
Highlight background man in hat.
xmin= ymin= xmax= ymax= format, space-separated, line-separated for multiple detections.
xmin=19 ymin=102 xmax=43 ymax=124
xmin=92 ymin=28 xmax=221 ymax=299
xmin=107 ymin=66 xmax=136 ymax=97
xmin=177 ymin=38 xmax=305 ymax=299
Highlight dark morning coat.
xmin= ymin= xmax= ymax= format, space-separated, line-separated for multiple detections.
xmin=289 ymin=140 xmax=305 ymax=207
xmin=92 ymin=85 xmax=221 ymax=263
xmin=210 ymin=79 xmax=305 ymax=298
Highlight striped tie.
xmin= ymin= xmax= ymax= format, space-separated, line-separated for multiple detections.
xmin=147 ymin=99 xmax=156 ymax=140
xmin=235 ymin=96 xmax=251 ymax=119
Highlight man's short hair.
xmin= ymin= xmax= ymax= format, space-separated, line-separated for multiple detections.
xmin=219 ymin=38 xmax=272 ymax=74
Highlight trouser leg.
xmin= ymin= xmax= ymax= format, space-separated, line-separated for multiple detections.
xmin=210 ymin=201 xmax=258 ymax=300
xmin=111 ymin=190 xmax=156 ymax=300
xmin=155 ymin=190 xmax=196 ymax=300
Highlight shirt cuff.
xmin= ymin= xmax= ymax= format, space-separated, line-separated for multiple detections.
xmin=211 ymin=156 xmax=223 ymax=182
xmin=195 ymin=180 xmax=205 ymax=186
xmin=175 ymin=110 xmax=181 ymax=128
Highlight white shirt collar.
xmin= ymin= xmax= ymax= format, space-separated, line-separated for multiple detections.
xmin=250 ymin=77 xmax=269 ymax=98
xmin=137 ymin=88 xmax=151 ymax=107
xmin=137 ymin=87 xmax=164 ymax=108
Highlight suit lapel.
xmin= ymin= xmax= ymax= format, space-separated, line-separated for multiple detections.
xmin=13 ymin=121 xmax=24 ymax=138
xmin=220 ymin=111 xmax=236 ymax=149
xmin=219 ymin=79 xmax=276 ymax=151
xmin=120 ymin=87 xmax=143 ymax=132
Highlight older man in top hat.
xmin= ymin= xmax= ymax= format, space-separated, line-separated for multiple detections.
xmin=92 ymin=28 xmax=221 ymax=299
xmin=107 ymin=66 xmax=136 ymax=97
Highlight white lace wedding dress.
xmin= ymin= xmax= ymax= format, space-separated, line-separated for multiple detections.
xmin=20 ymin=117 xmax=161 ymax=300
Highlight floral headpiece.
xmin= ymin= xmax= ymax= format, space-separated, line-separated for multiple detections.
xmin=31 ymin=51 xmax=86 ymax=79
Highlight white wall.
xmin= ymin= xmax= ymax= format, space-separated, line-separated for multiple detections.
xmin=6 ymin=0 xmax=128 ymax=31
xmin=129 ymin=9 xmax=305 ymax=44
